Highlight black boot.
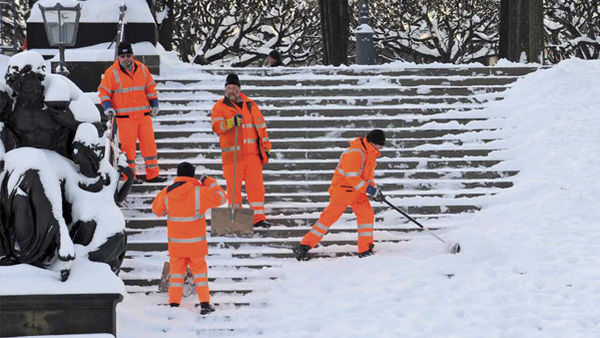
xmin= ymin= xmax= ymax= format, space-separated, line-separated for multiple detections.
xmin=293 ymin=244 xmax=311 ymax=261
xmin=197 ymin=302 xmax=215 ymax=315
xmin=169 ymin=303 xmax=179 ymax=308
xmin=358 ymin=244 xmax=375 ymax=258
xmin=254 ymin=220 xmax=272 ymax=228
xmin=146 ymin=175 xmax=168 ymax=183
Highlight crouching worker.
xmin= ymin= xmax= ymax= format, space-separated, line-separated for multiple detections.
xmin=293 ymin=129 xmax=386 ymax=261
xmin=152 ymin=161 xmax=227 ymax=314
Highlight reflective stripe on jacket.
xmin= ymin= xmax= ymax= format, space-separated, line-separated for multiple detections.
xmin=211 ymin=93 xmax=272 ymax=165
xmin=329 ymin=137 xmax=380 ymax=203
xmin=98 ymin=59 xmax=158 ymax=117
xmin=152 ymin=176 xmax=227 ymax=257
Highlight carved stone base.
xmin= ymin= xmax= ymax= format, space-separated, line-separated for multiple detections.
xmin=0 ymin=293 xmax=123 ymax=337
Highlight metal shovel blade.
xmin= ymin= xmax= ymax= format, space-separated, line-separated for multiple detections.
xmin=211 ymin=207 xmax=254 ymax=237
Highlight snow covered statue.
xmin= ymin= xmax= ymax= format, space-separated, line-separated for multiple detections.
xmin=0 ymin=51 xmax=132 ymax=281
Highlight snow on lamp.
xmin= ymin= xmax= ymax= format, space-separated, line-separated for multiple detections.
xmin=38 ymin=1 xmax=82 ymax=75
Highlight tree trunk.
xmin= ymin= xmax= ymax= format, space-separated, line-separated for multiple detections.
xmin=499 ymin=0 xmax=544 ymax=63
xmin=319 ymin=0 xmax=349 ymax=66
xmin=156 ymin=0 xmax=174 ymax=51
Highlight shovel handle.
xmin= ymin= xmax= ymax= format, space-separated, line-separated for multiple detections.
xmin=381 ymin=196 xmax=448 ymax=244
xmin=231 ymin=125 xmax=239 ymax=222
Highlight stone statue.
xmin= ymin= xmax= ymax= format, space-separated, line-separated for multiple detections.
xmin=0 ymin=51 xmax=132 ymax=281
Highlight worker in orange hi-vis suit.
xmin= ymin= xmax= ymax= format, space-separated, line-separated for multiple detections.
xmin=293 ymin=129 xmax=386 ymax=261
xmin=152 ymin=162 xmax=227 ymax=315
xmin=210 ymin=73 xmax=273 ymax=228
xmin=98 ymin=41 xmax=166 ymax=183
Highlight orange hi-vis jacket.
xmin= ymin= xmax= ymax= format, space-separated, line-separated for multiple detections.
xmin=98 ymin=59 xmax=158 ymax=117
xmin=211 ymin=93 xmax=272 ymax=166
xmin=329 ymin=137 xmax=381 ymax=203
xmin=152 ymin=176 xmax=227 ymax=257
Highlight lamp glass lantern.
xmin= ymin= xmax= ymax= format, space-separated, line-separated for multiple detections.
xmin=38 ymin=2 xmax=82 ymax=75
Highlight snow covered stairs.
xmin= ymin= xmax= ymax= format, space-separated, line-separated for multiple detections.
xmin=120 ymin=65 xmax=538 ymax=314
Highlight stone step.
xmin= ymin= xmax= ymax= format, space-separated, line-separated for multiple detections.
xmin=157 ymin=86 xmax=508 ymax=97
xmin=125 ymin=285 xmax=254 ymax=295
xmin=123 ymin=204 xmax=484 ymax=220
xmin=123 ymin=276 xmax=278 ymax=287
xmin=156 ymin=66 xmax=538 ymax=77
xmin=157 ymin=76 xmax=520 ymax=87
xmin=125 ymin=238 xmax=407 ymax=252
xmin=128 ymin=169 xmax=516 ymax=182
xmin=159 ymin=95 xmax=501 ymax=107
xmin=156 ymin=106 xmax=485 ymax=117
xmin=133 ymin=159 xmax=505 ymax=172
xmin=123 ymin=214 xmax=452 ymax=229
xmin=124 ymin=225 xmax=431 ymax=238
xmin=153 ymin=138 xmax=500 ymax=150
xmin=152 ymin=128 xmax=499 ymax=140
xmin=142 ymin=148 xmax=499 ymax=161
xmin=126 ymin=177 xmax=512 ymax=194
xmin=154 ymin=117 xmax=490 ymax=129
xmin=123 ymin=192 xmax=494 ymax=211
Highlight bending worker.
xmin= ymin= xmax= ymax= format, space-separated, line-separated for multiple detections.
xmin=211 ymin=73 xmax=273 ymax=228
xmin=294 ymin=129 xmax=386 ymax=260
xmin=152 ymin=161 xmax=227 ymax=315
xmin=98 ymin=41 xmax=166 ymax=183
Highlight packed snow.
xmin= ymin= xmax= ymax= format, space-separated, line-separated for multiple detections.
xmin=28 ymin=0 xmax=154 ymax=24
xmin=113 ymin=58 xmax=600 ymax=337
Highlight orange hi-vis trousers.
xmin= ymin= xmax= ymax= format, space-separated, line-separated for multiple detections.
xmin=168 ymin=255 xmax=210 ymax=304
xmin=116 ymin=113 xmax=160 ymax=180
xmin=301 ymin=193 xmax=374 ymax=254
xmin=223 ymin=155 xmax=266 ymax=224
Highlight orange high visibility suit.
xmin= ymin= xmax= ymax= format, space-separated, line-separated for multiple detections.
xmin=301 ymin=137 xmax=380 ymax=254
xmin=211 ymin=93 xmax=272 ymax=224
xmin=152 ymin=176 xmax=227 ymax=305
xmin=98 ymin=59 xmax=160 ymax=179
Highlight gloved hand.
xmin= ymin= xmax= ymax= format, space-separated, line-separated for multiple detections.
xmin=225 ymin=114 xmax=243 ymax=129
xmin=104 ymin=108 xmax=116 ymax=118
xmin=150 ymin=106 xmax=160 ymax=118
xmin=266 ymin=149 xmax=271 ymax=159
xmin=366 ymin=185 xmax=384 ymax=202
xmin=199 ymin=175 xmax=208 ymax=184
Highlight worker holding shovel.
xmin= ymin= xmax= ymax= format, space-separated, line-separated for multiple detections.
xmin=294 ymin=129 xmax=386 ymax=261
xmin=152 ymin=162 xmax=227 ymax=314
xmin=211 ymin=73 xmax=273 ymax=228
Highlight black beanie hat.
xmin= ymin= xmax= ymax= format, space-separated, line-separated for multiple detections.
xmin=177 ymin=161 xmax=195 ymax=178
xmin=366 ymin=129 xmax=386 ymax=146
xmin=225 ymin=73 xmax=241 ymax=87
xmin=117 ymin=42 xmax=133 ymax=56
xmin=268 ymin=49 xmax=281 ymax=61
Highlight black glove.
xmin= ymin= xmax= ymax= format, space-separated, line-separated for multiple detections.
xmin=367 ymin=185 xmax=384 ymax=202
xmin=199 ymin=175 xmax=208 ymax=184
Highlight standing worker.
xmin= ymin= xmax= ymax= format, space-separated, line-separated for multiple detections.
xmin=98 ymin=41 xmax=167 ymax=183
xmin=293 ymin=129 xmax=386 ymax=260
xmin=152 ymin=161 xmax=227 ymax=315
xmin=211 ymin=73 xmax=273 ymax=228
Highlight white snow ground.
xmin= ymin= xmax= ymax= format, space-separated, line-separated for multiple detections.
xmin=112 ymin=58 xmax=600 ymax=337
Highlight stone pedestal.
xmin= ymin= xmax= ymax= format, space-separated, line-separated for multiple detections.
xmin=0 ymin=293 xmax=122 ymax=337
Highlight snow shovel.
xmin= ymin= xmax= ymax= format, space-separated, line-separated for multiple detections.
xmin=158 ymin=262 xmax=195 ymax=295
xmin=380 ymin=195 xmax=461 ymax=254
xmin=211 ymin=124 xmax=254 ymax=237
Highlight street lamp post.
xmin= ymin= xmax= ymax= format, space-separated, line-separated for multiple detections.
xmin=355 ymin=0 xmax=374 ymax=65
xmin=38 ymin=1 xmax=82 ymax=76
